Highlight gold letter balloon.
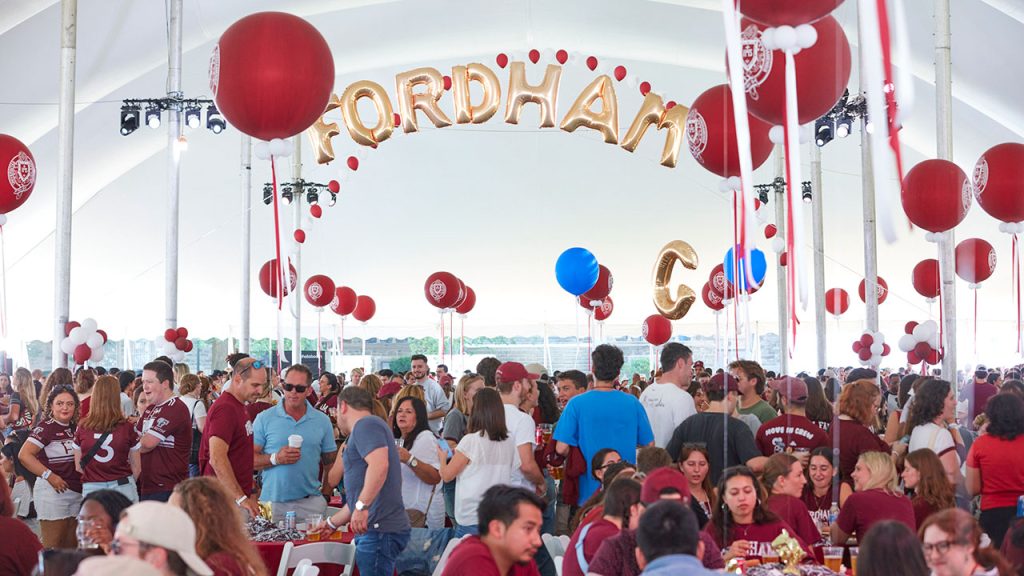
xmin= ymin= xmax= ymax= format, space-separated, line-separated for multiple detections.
xmin=339 ymin=80 xmax=395 ymax=148
xmin=652 ymin=240 xmax=699 ymax=320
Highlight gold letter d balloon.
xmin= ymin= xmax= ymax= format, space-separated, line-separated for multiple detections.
xmin=653 ymin=240 xmax=699 ymax=320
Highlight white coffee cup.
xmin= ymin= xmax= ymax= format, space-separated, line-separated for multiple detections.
xmin=288 ymin=434 xmax=303 ymax=448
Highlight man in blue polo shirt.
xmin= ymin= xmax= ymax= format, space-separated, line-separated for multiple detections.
xmin=253 ymin=364 xmax=337 ymax=522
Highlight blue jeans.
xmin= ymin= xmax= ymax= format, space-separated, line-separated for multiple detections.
xmin=442 ymin=480 xmax=457 ymax=528
xmin=454 ymin=523 xmax=478 ymax=538
xmin=542 ymin=473 xmax=556 ymax=535
xmin=354 ymin=530 xmax=410 ymax=576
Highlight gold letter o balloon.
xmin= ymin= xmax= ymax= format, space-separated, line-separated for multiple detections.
xmin=653 ymin=240 xmax=699 ymax=320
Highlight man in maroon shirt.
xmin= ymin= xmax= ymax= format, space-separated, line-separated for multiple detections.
xmin=756 ymin=377 xmax=830 ymax=460
xmin=966 ymin=368 xmax=998 ymax=429
xmin=199 ymin=357 xmax=266 ymax=518
xmin=442 ymin=485 xmax=545 ymax=576
xmin=136 ymin=361 xmax=192 ymax=502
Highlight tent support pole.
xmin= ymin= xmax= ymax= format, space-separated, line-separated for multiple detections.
xmin=164 ymin=0 xmax=183 ymax=331
xmin=935 ymin=0 xmax=957 ymax=377
xmin=292 ymin=136 xmax=303 ymax=366
xmin=774 ymin=150 xmax=788 ymax=375
xmin=811 ymin=145 xmax=827 ymax=371
xmin=861 ymin=128 xmax=879 ymax=335
xmin=53 ymin=0 xmax=77 ymax=369
xmin=240 ymin=135 xmax=252 ymax=353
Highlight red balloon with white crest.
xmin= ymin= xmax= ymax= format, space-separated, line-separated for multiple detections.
xmin=258 ymin=259 xmax=297 ymax=298
xmin=0 ymin=135 xmax=36 ymax=214
xmin=702 ymin=283 xmax=725 ymax=311
xmin=353 ymin=295 xmax=376 ymax=322
xmin=424 ymin=271 xmax=462 ymax=309
xmin=593 ymin=297 xmax=614 ymax=322
xmin=858 ymin=277 xmax=888 ymax=304
xmin=583 ymin=265 xmax=614 ymax=301
xmin=973 ymin=143 xmax=1024 ymax=224
xmin=902 ymin=159 xmax=972 ymax=233
xmin=642 ymin=314 xmax=673 ymax=346
xmin=955 ymin=238 xmax=996 ymax=284
xmin=686 ymin=84 xmax=774 ymax=178
xmin=304 ymin=274 xmax=335 ymax=308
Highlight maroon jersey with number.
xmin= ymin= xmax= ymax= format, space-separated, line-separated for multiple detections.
xmin=135 ymin=397 xmax=191 ymax=495
xmin=28 ymin=418 xmax=82 ymax=493
xmin=199 ymin=392 xmax=254 ymax=495
xmin=74 ymin=421 xmax=140 ymax=483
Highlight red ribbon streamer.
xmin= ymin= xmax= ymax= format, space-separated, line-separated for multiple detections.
xmin=270 ymin=157 xmax=284 ymax=311
xmin=876 ymin=0 xmax=907 ymax=186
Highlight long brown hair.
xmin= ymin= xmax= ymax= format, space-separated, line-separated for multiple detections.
xmin=467 ymin=387 xmax=508 ymax=441
xmin=13 ymin=367 xmax=39 ymax=422
xmin=919 ymin=508 xmax=1012 ymax=576
xmin=80 ymin=376 xmax=127 ymax=433
xmin=679 ymin=444 xmax=716 ymax=509
xmin=904 ymin=449 xmax=954 ymax=513
xmin=38 ymin=367 xmax=73 ymax=419
xmin=75 ymin=368 xmax=96 ymax=395
xmin=839 ymin=379 xmax=880 ymax=426
xmin=762 ymin=453 xmax=799 ymax=494
xmin=173 ymin=477 xmax=268 ymax=576
xmin=708 ymin=466 xmax=778 ymax=549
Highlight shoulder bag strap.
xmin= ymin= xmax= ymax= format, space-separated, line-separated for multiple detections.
xmin=575 ymin=522 xmax=595 ymax=573
xmin=80 ymin=431 xmax=112 ymax=469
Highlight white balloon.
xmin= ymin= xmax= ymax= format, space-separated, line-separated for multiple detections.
xmin=898 ymin=334 xmax=916 ymax=352
xmin=761 ymin=27 xmax=777 ymax=50
xmin=727 ymin=176 xmax=742 ymax=191
xmin=923 ymin=319 xmax=939 ymax=333
xmin=719 ymin=180 xmax=733 ymax=193
xmin=254 ymin=141 xmax=271 ymax=160
xmin=270 ymin=138 xmax=290 ymax=157
xmin=86 ymin=333 xmax=104 ymax=349
xmin=911 ymin=324 xmax=928 ymax=341
xmin=0 ymin=214 xmax=7 ymax=227
xmin=1016 ymin=222 xmax=1024 ymax=234
xmin=771 ymin=237 xmax=786 ymax=253
xmin=870 ymin=342 xmax=883 ymax=355
xmin=69 ymin=326 xmax=87 ymax=345
xmin=796 ymin=24 xmax=818 ymax=49
xmin=928 ymin=333 xmax=940 ymax=349
xmin=164 ymin=340 xmax=178 ymax=355
xmin=872 ymin=332 xmax=885 ymax=344
xmin=999 ymin=222 xmax=1011 ymax=234
xmin=80 ymin=318 xmax=98 ymax=334
xmin=60 ymin=337 xmax=76 ymax=355
xmin=90 ymin=346 xmax=105 ymax=362
xmin=768 ymin=125 xmax=785 ymax=145
xmin=774 ymin=26 xmax=797 ymax=51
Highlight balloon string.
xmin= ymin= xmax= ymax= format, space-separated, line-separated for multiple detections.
xmin=974 ymin=290 xmax=978 ymax=356
xmin=270 ymin=156 xmax=284 ymax=311
xmin=587 ymin=313 xmax=592 ymax=373
xmin=876 ymin=0 xmax=906 ymax=185
xmin=317 ymin=310 xmax=322 ymax=374
xmin=731 ymin=191 xmax=740 ymax=360
xmin=782 ymin=54 xmax=801 ymax=356
xmin=341 ymin=317 xmax=345 ymax=358
xmin=449 ymin=311 xmax=454 ymax=368
xmin=1014 ymin=235 xmax=1021 ymax=354
xmin=460 ymin=316 xmax=465 ymax=357
xmin=440 ymin=312 xmax=445 ymax=361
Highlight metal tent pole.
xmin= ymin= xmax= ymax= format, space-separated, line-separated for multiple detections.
xmin=774 ymin=150 xmax=788 ymax=375
xmin=53 ymin=0 xmax=77 ymax=369
xmin=240 ymin=135 xmax=252 ymax=353
xmin=165 ymin=0 xmax=183 ymax=331
xmin=811 ymin=146 xmax=827 ymax=370
xmin=935 ymin=0 xmax=957 ymax=380
xmin=292 ymin=136 xmax=303 ymax=366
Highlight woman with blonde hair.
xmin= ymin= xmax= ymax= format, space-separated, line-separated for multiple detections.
xmin=831 ymin=450 xmax=915 ymax=543
xmin=170 ymin=477 xmax=268 ymax=576
xmin=73 ymin=376 xmax=140 ymax=501
xmin=356 ymin=373 xmax=388 ymax=420
xmin=3 ymin=368 xmax=39 ymax=431
xmin=173 ymin=363 xmax=190 ymax=386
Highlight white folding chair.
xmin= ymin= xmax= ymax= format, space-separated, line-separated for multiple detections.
xmin=431 ymin=535 xmax=469 ymax=576
xmin=293 ymin=559 xmax=319 ymax=576
xmin=554 ymin=555 xmax=564 ymax=576
xmin=542 ymin=533 xmax=565 ymax=560
xmin=558 ymin=534 xmax=570 ymax=550
xmin=276 ymin=541 xmax=356 ymax=576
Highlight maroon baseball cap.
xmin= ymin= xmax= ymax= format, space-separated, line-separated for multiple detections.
xmin=769 ymin=376 xmax=808 ymax=403
xmin=377 ymin=380 xmax=402 ymax=399
xmin=641 ymin=468 xmax=691 ymax=504
xmin=495 ymin=361 xmax=540 ymax=384
xmin=706 ymin=372 xmax=739 ymax=394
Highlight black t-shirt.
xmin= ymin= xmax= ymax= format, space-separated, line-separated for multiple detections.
xmin=666 ymin=412 xmax=762 ymax=485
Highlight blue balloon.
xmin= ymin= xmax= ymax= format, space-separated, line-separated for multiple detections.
xmin=555 ymin=248 xmax=600 ymax=296
xmin=723 ymin=247 xmax=767 ymax=290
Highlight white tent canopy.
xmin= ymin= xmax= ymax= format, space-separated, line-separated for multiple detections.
xmin=1 ymin=0 xmax=1022 ymax=368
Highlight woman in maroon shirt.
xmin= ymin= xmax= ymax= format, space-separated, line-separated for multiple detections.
xmin=801 ymin=447 xmax=852 ymax=528
xmin=763 ymin=453 xmax=822 ymax=546
xmin=705 ymin=466 xmax=812 ymax=563
xmin=831 ymin=451 xmax=915 ymax=544
xmin=562 ymin=477 xmax=642 ymax=576
xmin=830 ymin=379 xmax=890 ymax=483
xmin=74 ymin=376 xmax=141 ymax=502
xmin=0 ymin=475 xmax=41 ymax=575
xmin=902 ymin=449 xmax=954 ymax=528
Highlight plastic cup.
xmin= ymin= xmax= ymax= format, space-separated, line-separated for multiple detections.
xmin=307 ymin=515 xmax=323 ymax=541
xmin=288 ymin=434 xmax=303 ymax=448
xmin=850 ymin=546 xmax=859 ymax=575
xmin=823 ymin=546 xmax=843 ymax=573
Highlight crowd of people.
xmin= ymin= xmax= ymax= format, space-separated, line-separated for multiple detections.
xmin=0 ymin=346 xmax=1023 ymax=575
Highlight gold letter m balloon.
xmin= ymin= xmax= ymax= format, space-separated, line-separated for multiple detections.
xmin=653 ymin=240 xmax=699 ymax=320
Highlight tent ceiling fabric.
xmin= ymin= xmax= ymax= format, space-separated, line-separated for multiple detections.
xmin=1 ymin=1 xmax=1021 ymax=362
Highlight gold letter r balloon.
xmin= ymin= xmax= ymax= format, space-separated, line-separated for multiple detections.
xmin=653 ymin=240 xmax=699 ymax=320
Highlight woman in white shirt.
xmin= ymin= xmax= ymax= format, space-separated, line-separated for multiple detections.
xmin=907 ymin=379 xmax=963 ymax=486
xmin=176 ymin=374 xmax=207 ymax=478
xmin=391 ymin=396 xmax=444 ymax=528
xmin=437 ymin=387 xmax=519 ymax=538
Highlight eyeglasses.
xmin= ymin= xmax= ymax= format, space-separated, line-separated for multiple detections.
xmin=596 ymin=459 xmax=623 ymax=471
xmin=922 ymin=540 xmax=961 ymax=556
xmin=283 ymin=384 xmax=308 ymax=393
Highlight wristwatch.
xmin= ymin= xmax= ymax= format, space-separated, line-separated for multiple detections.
xmin=41 ymin=469 xmax=52 ymax=480
xmin=408 ymin=457 xmax=419 ymax=468
xmin=355 ymin=500 xmax=368 ymax=511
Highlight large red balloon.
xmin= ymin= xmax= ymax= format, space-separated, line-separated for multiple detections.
xmin=858 ymin=277 xmax=888 ymax=304
xmin=912 ymin=259 xmax=941 ymax=299
xmin=973 ymin=143 xmax=1024 ymax=224
xmin=686 ymin=84 xmax=774 ymax=178
xmin=424 ymin=271 xmax=462 ymax=309
xmin=452 ymin=279 xmax=468 ymax=309
xmin=902 ymin=159 xmax=972 ymax=233
xmin=739 ymin=0 xmax=845 ymax=26
xmin=211 ymin=12 xmax=335 ymax=140
xmin=352 ymin=295 xmax=376 ymax=323
xmin=702 ymin=283 xmax=725 ymax=311
xmin=583 ymin=265 xmax=614 ymax=301
xmin=740 ymin=16 xmax=852 ymax=125
xmin=0 ymin=135 xmax=36 ymax=214
xmin=258 ymin=259 xmax=297 ymax=298
xmin=455 ymin=286 xmax=477 ymax=315
xmin=642 ymin=314 xmax=673 ymax=346
xmin=304 ymin=274 xmax=336 ymax=308
xmin=330 ymin=286 xmax=358 ymax=316
xmin=593 ymin=297 xmax=614 ymax=322
xmin=824 ymin=288 xmax=849 ymax=317
xmin=955 ymin=238 xmax=996 ymax=284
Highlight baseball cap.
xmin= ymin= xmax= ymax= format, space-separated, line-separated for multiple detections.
xmin=74 ymin=556 xmax=161 ymax=576
xmin=641 ymin=468 xmax=691 ymax=504
xmin=706 ymin=373 xmax=739 ymax=394
xmin=377 ymin=379 xmax=402 ymax=398
xmin=769 ymin=376 xmax=808 ymax=403
xmin=495 ymin=362 xmax=540 ymax=384
xmin=116 ymin=502 xmax=212 ymax=576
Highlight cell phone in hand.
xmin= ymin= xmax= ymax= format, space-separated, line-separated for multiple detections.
xmin=436 ymin=437 xmax=453 ymax=459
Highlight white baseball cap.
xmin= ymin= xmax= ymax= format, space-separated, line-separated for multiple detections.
xmin=116 ymin=501 xmax=213 ymax=576
xmin=74 ymin=556 xmax=161 ymax=576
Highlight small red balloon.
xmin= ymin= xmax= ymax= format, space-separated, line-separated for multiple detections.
xmin=586 ymin=56 xmax=598 ymax=71
xmin=0 ymin=135 xmax=37 ymax=214
xmin=327 ymin=180 xmax=340 ymax=194
xmin=304 ymin=274 xmax=336 ymax=308
xmin=852 ymin=341 xmax=863 ymax=353
xmin=593 ymin=297 xmax=614 ymax=321
xmin=858 ymin=277 xmax=889 ymax=304
xmin=955 ymin=238 xmax=996 ymax=284
xmin=164 ymin=328 xmax=178 ymax=342
xmin=455 ymin=286 xmax=477 ymax=315
xmin=73 ymin=344 xmax=92 ymax=365
xmin=639 ymin=82 xmax=651 ymax=96
xmin=905 ymin=321 xmax=919 ymax=335
xmin=258 ymin=258 xmax=297 ymax=298
xmin=702 ymin=283 xmax=725 ymax=311
xmin=310 ymin=204 xmax=323 ymax=219
xmin=666 ymin=101 xmax=676 ymax=110
xmin=177 ymin=327 xmax=188 ymax=339
xmin=555 ymin=50 xmax=568 ymax=64
xmin=913 ymin=342 xmax=931 ymax=359
xmin=614 ymin=65 xmax=627 ymax=81
xmin=858 ymin=348 xmax=873 ymax=362
xmin=393 ymin=113 xmax=401 ymax=127
xmin=442 ymin=75 xmax=452 ymax=91
xmin=353 ymin=295 xmax=376 ymax=322
xmin=824 ymin=288 xmax=849 ymax=317
xmin=175 ymin=337 xmax=188 ymax=351
xmin=184 ymin=340 xmax=194 ymax=353
xmin=912 ymin=259 xmax=941 ymax=299
xmin=643 ymin=315 xmax=673 ymax=346
xmin=330 ymin=286 xmax=359 ymax=316
xmin=65 ymin=321 xmax=81 ymax=337
xmin=765 ymin=224 xmax=777 ymax=239
xmin=347 ymin=156 xmax=359 ymax=171
xmin=780 ymin=252 xmax=788 ymax=267
xmin=882 ymin=343 xmax=891 ymax=356
xmin=859 ymin=334 xmax=873 ymax=347
xmin=926 ymin=348 xmax=943 ymax=365
xmin=529 ymin=49 xmax=540 ymax=64
xmin=496 ymin=53 xmax=509 ymax=69
xmin=294 ymin=229 xmax=306 ymax=243
xmin=907 ymin=350 xmax=921 ymax=365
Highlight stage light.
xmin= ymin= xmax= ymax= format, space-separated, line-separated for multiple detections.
xmin=306 ymin=189 xmax=319 ymax=205
xmin=815 ymin=120 xmax=834 ymax=147
xmin=836 ymin=115 xmax=853 ymax=138
xmin=802 ymin=182 xmax=813 ymax=203
xmin=120 ymin=105 xmax=140 ymax=136
xmin=145 ymin=104 xmax=161 ymax=129
xmin=207 ymin=104 xmax=225 ymax=134
xmin=263 ymin=185 xmax=274 ymax=205
xmin=328 ymin=193 xmax=337 ymax=207
xmin=281 ymin=187 xmax=293 ymax=205
xmin=184 ymin=104 xmax=202 ymax=129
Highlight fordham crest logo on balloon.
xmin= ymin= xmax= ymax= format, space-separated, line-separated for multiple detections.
xmin=429 ymin=279 xmax=447 ymax=302
xmin=973 ymin=157 xmax=989 ymax=197
xmin=989 ymin=249 xmax=998 ymax=274
xmin=641 ymin=322 xmax=649 ymax=339
xmin=711 ymin=269 xmax=726 ymax=294
xmin=961 ymin=179 xmax=973 ymax=216
xmin=707 ymin=287 xmax=723 ymax=306
xmin=741 ymin=24 xmax=772 ymax=100
xmin=600 ymin=299 xmax=613 ymax=315
xmin=308 ymin=282 xmax=323 ymax=300
xmin=7 ymin=152 xmax=35 ymax=198
xmin=685 ymin=110 xmax=708 ymax=164
xmin=209 ymin=44 xmax=220 ymax=97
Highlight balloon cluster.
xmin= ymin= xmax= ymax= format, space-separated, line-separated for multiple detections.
xmin=578 ymin=265 xmax=614 ymax=321
xmin=161 ymin=327 xmax=193 ymax=363
xmin=60 ymin=319 xmax=107 ymax=366
xmin=423 ymin=271 xmax=477 ymax=316
xmin=897 ymin=320 xmax=942 ymax=366
xmin=851 ymin=331 xmax=890 ymax=367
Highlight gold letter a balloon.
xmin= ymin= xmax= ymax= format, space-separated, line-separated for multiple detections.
xmin=653 ymin=240 xmax=699 ymax=320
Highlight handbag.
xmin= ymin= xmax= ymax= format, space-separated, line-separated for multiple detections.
xmin=406 ymin=484 xmax=437 ymax=528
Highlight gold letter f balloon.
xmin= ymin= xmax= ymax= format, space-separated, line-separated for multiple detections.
xmin=653 ymin=240 xmax=699 ymax=320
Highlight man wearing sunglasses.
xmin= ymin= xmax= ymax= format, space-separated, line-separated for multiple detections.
xmin=198 ymin=358 xmax=266 ymax=518
xmin=253 ymin=364 xmax=338 ymax=522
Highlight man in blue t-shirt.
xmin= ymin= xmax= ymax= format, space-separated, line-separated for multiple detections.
xmin=319 ymin=387 xmax=410 ymax=576
xmin=554 ymin=344 xmax=655 ymax=505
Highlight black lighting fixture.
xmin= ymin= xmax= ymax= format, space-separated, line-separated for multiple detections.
xmin=802 ymin=181 xmax=813 ymax=203
xmin=814 ymin=88 xmax=873 ymax=148
xmin=262 ymin=185 xmax=274 ymax=206
xmin=754 ymin=177 xmax=812 ymax=204
xmin=306 ymin=189 xmax=319 ymax=205
xmin=119 ymin=97 xmax=224 ymax=136
xmin=281 ymin=186 xmax=293 ymax=205
xmin=261 ymin=179 xmax=336 ymax=208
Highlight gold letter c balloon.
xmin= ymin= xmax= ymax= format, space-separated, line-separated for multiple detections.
xmin=653 ymin=240 xmax=699 ymax=320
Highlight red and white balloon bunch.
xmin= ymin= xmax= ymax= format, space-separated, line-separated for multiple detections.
xmin=578 ymin=265 xmax=614 ymax=322
xmin=851 ymin=331 xmax=890 ymax=367
xmin=423 ymin=271 xmax=476 ymax=316
xmin=897 ymin=320 xmax=942 ymax=366
xmin=61 ymin=319 xmax=107 ymax=366
xmin=161 ymin=327 xmax=194 ymax=363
